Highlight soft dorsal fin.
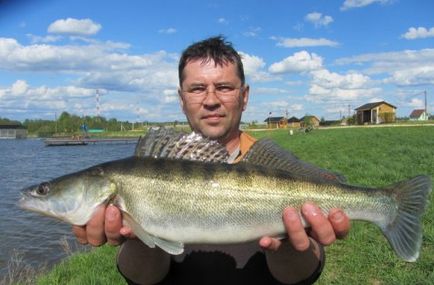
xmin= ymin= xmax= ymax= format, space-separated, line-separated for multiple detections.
xmin=243 ymin=138 xmax=347 ymax=183
xmin=134 ymin=127 xmax=229 ymax=163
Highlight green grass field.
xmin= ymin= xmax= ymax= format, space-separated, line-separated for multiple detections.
xmin=34 ymin=126 xmax=434 ymax=285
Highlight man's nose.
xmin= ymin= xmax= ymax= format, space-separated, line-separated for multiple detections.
xmin=202 ymin=89 xmax=221 ymax=105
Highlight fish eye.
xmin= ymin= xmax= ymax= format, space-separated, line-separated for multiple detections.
xmin=36 ymin=182 xmax=50 ymax=196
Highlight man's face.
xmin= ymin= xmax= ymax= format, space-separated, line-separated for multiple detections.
xmin=179 ymin=59 xmax=249 ymax=143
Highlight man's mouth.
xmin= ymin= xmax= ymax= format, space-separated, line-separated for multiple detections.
xmin=202 ymin=113 xmax=224 ymax=121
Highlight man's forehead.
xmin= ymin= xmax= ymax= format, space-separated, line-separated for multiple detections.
xmin=185 ymin=57 xmax=235 ymax=68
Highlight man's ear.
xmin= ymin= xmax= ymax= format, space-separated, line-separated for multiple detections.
xmin=178 ymin=88 xmax=186 ymax=114
xmin=241 ymin=85 xmax=249 ymax=111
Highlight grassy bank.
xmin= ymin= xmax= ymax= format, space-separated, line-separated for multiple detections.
xmin=33 ymin=126 xmax=433 ymax=284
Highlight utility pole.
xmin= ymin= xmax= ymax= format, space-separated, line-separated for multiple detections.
xmin=424 ymin=90 xmax=427 ymax=115
xmin=54 ymin=112 xmax=57 ymax=133
xmin=96 ymin=89 xmax=101 ymax=118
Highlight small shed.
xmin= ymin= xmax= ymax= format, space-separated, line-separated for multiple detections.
xmin=0 ymin=124 xmax=28 ymax=139
xmin=287 ymin=117 xmax=301 ymax=128
xmin=264 ymin=117 xmax=288 ymax=128
xmin=300 ymin=116 xmax=320 ymax=127
xmin=355 ymin=101 xmax=396 ymax=124
xmin=409 ymin=109 xmax=429 ymax=121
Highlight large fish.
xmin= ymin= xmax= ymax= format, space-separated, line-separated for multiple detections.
xmin=19 ymin=128 xmax=431 ymax=262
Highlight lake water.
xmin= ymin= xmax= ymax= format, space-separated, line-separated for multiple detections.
xmin=0 ymin=139 xmax=136 ymax=279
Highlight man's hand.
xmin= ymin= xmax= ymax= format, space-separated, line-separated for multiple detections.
xmin=72 ymin=204 xmax=134 ymax=246
xmin=259 ymin=202 xmax=350 ymax=251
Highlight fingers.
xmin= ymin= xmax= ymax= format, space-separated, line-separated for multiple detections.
xmin=71 ymin=204 xmax=130 ymax=246
xmin=259 ymin=236 xmax=282 ymax=251
xmin=261 ymin=204 xmax=351 ymax=254
xmin=105 ymin=205 xmax=124 ymax=245
xmin=72 ymin=225 xmax=88 ymax=244
xmin=283 ymin=207 xmax=310 ymax=251
xmin=85 ymin=205 xmax=107 ymax=246
xmin=120 ymin=227 xmax=136 ymax=239
xmin=302 ymin=203 xmax=335 ymax=246
xmin=328 ymin=208 xmax=350 ymax=239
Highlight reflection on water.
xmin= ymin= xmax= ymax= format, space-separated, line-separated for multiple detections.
xmin=0 ymin=139 xmax=136 ymax=278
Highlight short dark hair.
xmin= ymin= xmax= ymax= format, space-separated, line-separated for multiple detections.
xmin=178 ymin=35 xmax=245 ymax=86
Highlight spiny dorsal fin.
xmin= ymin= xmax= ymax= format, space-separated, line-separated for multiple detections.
xmin=243 ymin=138 xmax=347 ymax=183
xmin=134 ymin=127 xmax=229 ymax=163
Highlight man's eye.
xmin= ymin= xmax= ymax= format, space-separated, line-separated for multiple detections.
xmin=190 ymin=87 xmax=206 ymax=94
xmin=216 ymin=86 xmax=234 ymax=93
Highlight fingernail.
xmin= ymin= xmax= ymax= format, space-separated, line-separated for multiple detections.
xmin=303 ymin=203 xmax=319 ymax=217
xmin=106 ymin=205 xmax=118 ymax=221
xmin=286 ymin=208 xmax=299 ymax=221
xmin=331 ymin=210 xmax=344 ymax=223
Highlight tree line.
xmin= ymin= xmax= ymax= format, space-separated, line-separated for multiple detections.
xmin=2 ymin=112 xmax=150 ymax=137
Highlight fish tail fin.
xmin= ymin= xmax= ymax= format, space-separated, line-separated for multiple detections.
xmin=381 ymin=175 xmax=431 ymax=262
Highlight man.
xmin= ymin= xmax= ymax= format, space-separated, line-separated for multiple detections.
xmin=73 ymin=36 xmax=350 ymax=284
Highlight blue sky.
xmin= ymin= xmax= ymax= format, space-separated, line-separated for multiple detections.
xmin=1 ymin=0 xmax=433 ymax=123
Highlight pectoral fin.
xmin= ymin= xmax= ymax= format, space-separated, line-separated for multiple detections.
xmin=122 ymin=212 xmax=155 ymax=248
xmin=122 ymin=212 xmax=184 ymax=255
xmin=153 ymin=237 xmax=184 ymax=255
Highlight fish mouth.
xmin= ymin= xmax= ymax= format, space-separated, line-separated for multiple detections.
xmin=18 ymin=185 xmax=49 ymax=213
xmin=18 ymin=191 xmax=37 ymax=211
xmin=18 ymin=186 xmax=35 ymax=209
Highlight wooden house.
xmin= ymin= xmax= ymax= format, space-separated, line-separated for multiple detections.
xmin=287 ymin=116 xmax=301 ymax=128
xmin=264 ymin=116 xmax=288 ymax=128
xmin=355 ymin=101 xmax=396 ymax=124
xmin=0 ymin=124 xmax=27 ymax=139
xmin=300 ymin=116 xmax=320 ymax=127
xmin=409 ymin=109 xmax=429 ymax=121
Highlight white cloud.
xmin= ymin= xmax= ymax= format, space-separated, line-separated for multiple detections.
xmin=385 ymin=66 xmax=434 ymax=86
xmin=408 ymin=98 xmax=424 ymax=108
xmin=269 ymin=51 xmax=323 ymax=74
xmin=239 ymin=51 xmax=275 ymax=82
xmin=162 ymin=89 xmax=179 ymax=103
xmin=159 ymin=28 xmax=177 ymax=34
xmin=307 ymin=83 xmax=380 ymax=102
xmin=340 ymin=0 xmax=393 ymax=11
xmin=11 ymin=80 xmax=29 ymax=95
xmin=47 ymin=18 xmax=102 ymax=36
xmin=243 ymin=27 xmax=262 ymax=37
xmin=310 ymin=69 xmax=371 ymax=89
xmin=402 ymin=27 xmax=434 ymax=40
xmin=0 ymin=38 xmax=178 ymax=91
xmin=0 ymin=80 xmax=94 ymax=108
xmin=305 ymin=12 xmax=333 ymax=27
xmin=217 ymin=18 xmax=228 ymax=24
xmin=335 ymin=48 xmax=434 ymax=86
xmin=240 ymin=52 xmax=265 ymax=73
xmin=26 ymin=34 xmax=62 ymax=44
xmin=272 ymin=37 xmax=338 ymax=48
xmin=306 ymin=68 xmax=381 ymax=103
xmin=0 ymin=79 xmax=183 ymax=121
xmin=249 ymin=101 xmax=305 ymax=119
xmin=254 ymin=87 xmax=291 ymax=95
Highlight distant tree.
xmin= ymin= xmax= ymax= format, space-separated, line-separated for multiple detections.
xmin=0 ymin=117 xmax=21 ymax=125
xmin=303 ymin=116 xmax=313 ymax=127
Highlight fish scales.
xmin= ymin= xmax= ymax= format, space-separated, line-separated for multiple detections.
xmin=103 ymin=157 xmax=397 ymax=243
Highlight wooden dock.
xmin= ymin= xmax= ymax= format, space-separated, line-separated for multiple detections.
xmin=44 ymin=138 xmax=138 ymax=146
